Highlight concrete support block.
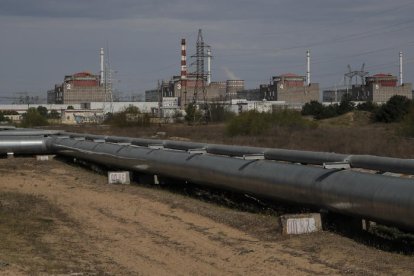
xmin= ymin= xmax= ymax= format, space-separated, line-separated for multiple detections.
xmin=243 ymin=154 xmax=265 ymax=160
xmin=362 ymin=219 xmax=377 ymax=231
xmin=108 ymin=171 xmax=130 ymax=185
xmin=36 ymin=155 xmax=55 ymax=161
xmin=280 ymin=213 xmax=322 ymax=235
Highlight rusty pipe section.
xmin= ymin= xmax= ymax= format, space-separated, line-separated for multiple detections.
xmin=51 ymin=137 xmax=414 ymax=230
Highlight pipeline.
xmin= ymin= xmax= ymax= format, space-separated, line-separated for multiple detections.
xmin=51 ymin=137 xmax=414 ymax=230
xmin=60 ymin=132 xmax=414 ymax=175
xmin=0 ymin=136 xmax=53 ymax=155
xmin=1 ymin=129 xmax=414 ymax=230
xmin=0 ymin=129 xmax=61 ymax=136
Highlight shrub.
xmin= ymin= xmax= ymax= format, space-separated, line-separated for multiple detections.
xmin=302 ymin=96 xmax=356 ymax=120
xmin=400 ymin=106 xmax=414 ymax=137
xmin=209 ymin=103 xmax=235 ymax=123
xmin=20 ymin=107 xmax=48 ymax=127
xmin=0 ymin=112 xmax=11 ymax=123
xmin=48 ymin=110 xmax=60 ymax=119
xmin=226 ymin=111 xmax=270 ymax=136
xmin=302 ymin=101 xmax=324 ymax=117
xmin=357 ymin=101 xmax=378 ymax=112
xmin=184 ymin=103 xmax=203 ymax=124
xmin=104 ymin=105 xmax=150 ymax=127
xmin=337 ymin=95 xmax=355 ymax=115
xmin=374 ymin=95 xmax=412 ymax=123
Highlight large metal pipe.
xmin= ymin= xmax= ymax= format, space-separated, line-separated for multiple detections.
xmin=0 ymin=136 xmax=52 ymax=155
xmin=59 ymin=132 xmax=414 ymax=175
xmin=2 ymin=129 xmax=414 ymax=230
xmin=51 ymin=137 xmax=414 ymax=230
xmin=0 ymin=130 xmax=61 ymax=136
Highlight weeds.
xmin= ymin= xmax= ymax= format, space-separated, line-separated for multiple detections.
xmin=105 ymin=105 xmax=151 ymax=127
xmin=225 ymin=109 xmax=316 ymax=136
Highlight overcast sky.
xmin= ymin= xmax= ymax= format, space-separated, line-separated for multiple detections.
xmin=1 ymin=0 xmax=413 ymax=101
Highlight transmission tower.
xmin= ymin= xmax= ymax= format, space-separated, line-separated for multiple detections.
xmin=104 ymin=63 xmax=115 ymax=114
xmin=191 ymin=29 xmax=210 ymax=123
xmin=344 ymin=63 xmax=369 ymax=88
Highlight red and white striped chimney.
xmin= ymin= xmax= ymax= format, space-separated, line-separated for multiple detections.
xmin=180 ymin=38 xmax=187 ymax=107
xmin=181 ymin=38 xmax=187 ymax=85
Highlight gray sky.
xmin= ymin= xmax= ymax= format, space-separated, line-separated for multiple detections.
xmin=1 ymin=0 xmax=413 ymax=101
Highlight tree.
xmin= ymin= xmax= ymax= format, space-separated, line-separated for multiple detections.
xmin=37 ymin=106 xmax=48 ymax=118
xmin=67 ymin=105 xmax=74 ymax=110
xmin=48 ymin=110 xmax=60 ymax=119
xmin=374 ymin=95 xmax=412 ymax=123
xmin=357 ymin=101 xmax=378 ymax=112
xmin=337 ymin=94 xmax=355 ymax=115
xmin=20 ymin=107 xmax=48 ymax=127
xmin=124 ymin=105 xmax=140 ymax=114
xmin=301 ymin=101 xmax=324 ymax=117
xmin=184 ymin=103 xmax=202 ymax=124
xmin=0 ymin=112 xmax=8 ymax=122
xmin=104 ymin=105 xmax=150 ymax=127
xmin=209 ymin=103 xmax=235 ymax=122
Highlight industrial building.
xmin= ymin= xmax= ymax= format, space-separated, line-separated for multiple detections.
xmin=272 ymin=74 xmax=319 ymax=105
xmin=323 ymin=52 xmax=412 ymax=103
xmin=47 ymin=71 xmax=110 ymax=104
xmin=322 ymin=73 xmax=412 ymax=103
xmin=237 ymin=73 xmax=320 ymax=106
xmin=145 ymin=78 xmax=244 ymax=103
xmin=236 ymin=50 xmax=319 ymax=107
xmin=48 ymin=48 xmax=112 ymax=105
xmin=145 ymin=33 xmax=245 ymax=107
xmin=366 ymin=73 xmax=412 ymax=103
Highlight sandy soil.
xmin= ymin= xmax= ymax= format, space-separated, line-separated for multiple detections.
xmin=0 ymin=157 xmax=414 ymax=275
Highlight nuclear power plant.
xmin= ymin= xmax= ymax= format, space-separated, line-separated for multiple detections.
xmin=0 ymin=29 xmax=411 ymax=124
xmin=144 ymin=30 xmax=323 ymax=114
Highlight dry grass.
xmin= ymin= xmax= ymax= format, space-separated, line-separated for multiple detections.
xmin=43 ymin=111 xmax=414 ymax=158
xmin=46 ymin=112 xmax=414 ymax=158
xmin=0 ymin=192 xmax=100 ymax=274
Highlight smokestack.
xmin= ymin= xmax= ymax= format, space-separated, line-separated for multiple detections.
xmin=207 ymin=47 xmax=212 ymax=85
xmin=306 ymin=50 xmax=311 ymax=86
xmin=399 ymin=51 xmax=403 ymax=86
xmin=100 ymin=48 xmax=104 ymax=86
xmin=180 ymin=39 xmax=187 ymax=80
xmin=180 ymin=39 xmax=187 ymax=105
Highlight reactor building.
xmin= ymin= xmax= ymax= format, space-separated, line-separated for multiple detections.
xmin=323 ymin=52 xmax=412 ymax=103
xmin=47 ymin=48 xmax=111 ymax=105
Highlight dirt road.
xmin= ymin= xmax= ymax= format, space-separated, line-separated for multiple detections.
xmin=0 ymin=157 xmax=413 ymax=275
